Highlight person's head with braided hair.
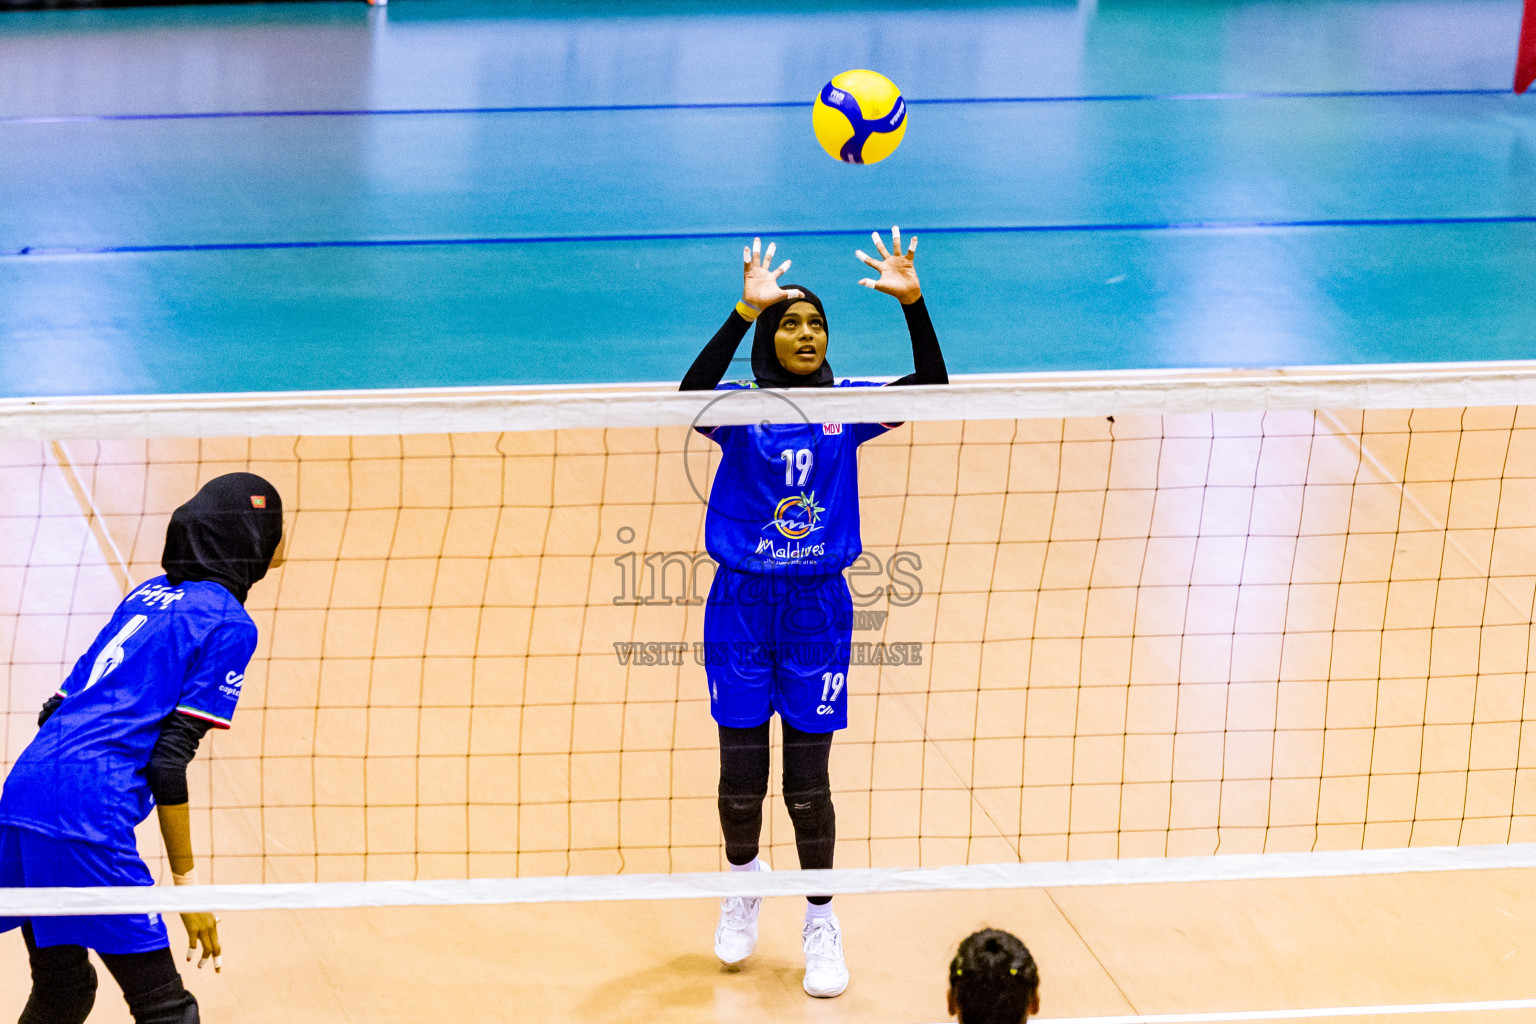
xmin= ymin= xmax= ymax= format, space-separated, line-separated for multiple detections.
xmin=947 ymin=928 xmax=1040 ymax=1024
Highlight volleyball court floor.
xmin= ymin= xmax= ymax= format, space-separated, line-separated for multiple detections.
xmin=4 ymin=2 xmax=1536 ymax=1022
xmin=2 ymin=0 xmax=1534 ymax=394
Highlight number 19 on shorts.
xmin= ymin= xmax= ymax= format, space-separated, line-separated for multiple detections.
xmin=817 ymin=671 xmax=845 ymax=715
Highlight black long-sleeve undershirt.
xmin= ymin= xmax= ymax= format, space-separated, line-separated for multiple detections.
xmin=38 ymin=694 xmax=212 ymax=806
xmin=678 ymin=296 xmax=947 ymax=392
xmin=146 ymin=712 xmax=214 ymax=806
xmin=680 ymin=310 xmax=753 ymax=392
xmin=888 ymin=297 xmax=947 ymax=387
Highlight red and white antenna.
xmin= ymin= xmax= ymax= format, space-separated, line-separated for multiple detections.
xmin=1518 ymin=0 xmax=1535 ymax=94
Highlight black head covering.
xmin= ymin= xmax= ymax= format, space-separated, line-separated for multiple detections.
xmin=161 ymin=472 xmax=284 ymax=605
xmin=751 ymin=286 xmax=834 ymax=388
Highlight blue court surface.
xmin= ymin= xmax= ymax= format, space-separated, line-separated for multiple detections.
xmin=0 ymin=0 xmax=1532 ymax=398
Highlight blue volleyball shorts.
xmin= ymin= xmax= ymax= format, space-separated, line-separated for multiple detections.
xmin=0 ymin=825 xmax=170 ymax=955
xmin=702 ymin=567 xmax=853 ymax=733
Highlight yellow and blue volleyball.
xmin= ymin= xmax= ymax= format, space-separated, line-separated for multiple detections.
xmin=812 ymin=70 xmax=907 ymax=165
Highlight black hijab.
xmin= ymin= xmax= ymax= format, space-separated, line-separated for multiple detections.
xmin=161 ymin=472 xmax=284 ymax=605
xmin=751 ymin=286 xmax=834 ymax=388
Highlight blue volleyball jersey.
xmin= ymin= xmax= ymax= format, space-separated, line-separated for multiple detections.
xmin=0 ymin=577 xmax=256 ymax=851
xmin=699 ymin=380 xmax=899 ymax=575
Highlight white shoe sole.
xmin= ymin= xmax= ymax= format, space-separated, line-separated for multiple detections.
xmin=803 ymin=974 xmax=848 ymax=998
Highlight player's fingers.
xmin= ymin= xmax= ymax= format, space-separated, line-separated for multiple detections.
xmin=854 ymin=250 xmax=882 ymax=270
xmin=871 ymin=231 xmax=892 ymax=260
xmin=891 ymin=226 xmax=902 ymax=254
xmin=213 ymin=956 xmax=223 ymax=974
xmin=784 ymin=289 xmax=804 ymax=300
xmin=763 ymin=241 xmax=776 ymax=267
xmin=186 ymin=939 xmax=197 ymax=963
xmin=752 ymin=237 xmax=762 ymax=267
xmin=743 ymin=245 xmax=752 ymax=267
xmin=858 ymin=278 xmax=877 ymax=289
xmin=907 ymin=235 xmax=918 ymax=258
xmin=772 ymin=258 xmax=792 ymax=278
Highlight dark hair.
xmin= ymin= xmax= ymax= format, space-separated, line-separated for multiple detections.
xmin=950 ymin=929 xmax=1039 ymax=1024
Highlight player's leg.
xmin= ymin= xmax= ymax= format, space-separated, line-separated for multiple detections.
xmin=15 ymin=829 xmax=196 ymax=1023
xmin=3 ymin=825 xmax=96 ymax=1024
xmin=98 ymin=948 xmax=197 ymax=1024
xmin=718 ymin=722 xmax=772 ymax=868
xmin=707 ymin=567 xmax=776 ymax=866
xmin=714 ymin=720 xmax=772 ymax=964
xmin=773 ymin=573 xmax=852 ymax=998
xmin=18 ymin=923 xmax=97 ymax=1024
xmin=782 ymin=722 xmax=836 ymax=880
xmin=704 ymin=566 xmax=776 ymax=965
xmin=783 ymin=720 xmax=846 ymax=997
xmin=775 ymin=573 xmax=851 ymax=877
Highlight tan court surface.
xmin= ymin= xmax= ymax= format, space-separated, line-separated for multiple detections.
xmin=3 ymin=868 xmax=1535 ymax=1022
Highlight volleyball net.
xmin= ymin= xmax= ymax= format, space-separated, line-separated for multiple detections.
xmin=7 ymin=367 xmax=1536 ymax=912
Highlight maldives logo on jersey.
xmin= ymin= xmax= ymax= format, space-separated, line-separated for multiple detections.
xmin=770 ymin=491 xmax=825 ymax=539
xmin=755 ymin=491 xmax=829 ymax=560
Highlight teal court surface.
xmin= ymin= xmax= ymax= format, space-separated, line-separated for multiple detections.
xmin=0 ymin=0 xmax=1533 ymax=398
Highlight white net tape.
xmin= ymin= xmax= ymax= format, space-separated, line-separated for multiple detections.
xmin=7 ymin=843 xmax=1536 ymax=917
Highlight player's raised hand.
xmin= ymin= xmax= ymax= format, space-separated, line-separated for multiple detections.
xmin=741 ymin=237 xmax=802 ymax=315
xmin=855 ymin=226 xmax=921 ymax=304
xmin=182 ymin=911 xmax=223 ymax=972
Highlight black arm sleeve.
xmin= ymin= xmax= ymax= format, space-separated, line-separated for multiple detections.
xmin=680 ymin=309 xmax=753 ymax=391
xmin=886 ymin=297 xmax=948 ymax=387
xmin=146 ymin=712 xmax=215 ymax=807
xmin=37 ymin=695 xmax=63 ymax=728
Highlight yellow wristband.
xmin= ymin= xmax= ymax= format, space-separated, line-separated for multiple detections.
xmin=735 ymin=300 xmax=761 ymax=322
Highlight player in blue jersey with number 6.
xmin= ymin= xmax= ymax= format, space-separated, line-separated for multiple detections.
xmin=680 ymin=228 xmax=947 ymax=998
xmin=0 ymin=474 xmax=284 ymax=1024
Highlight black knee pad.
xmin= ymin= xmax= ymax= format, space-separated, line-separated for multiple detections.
xmin=784 ymin=782 xmax=833 ymax=828
xmin=125 ymin=978 xmax=199 ymax=1024
xmin=717 ymin=768 xmax=768 ymax=833
xmin=19 ymin=958 xmax=98 ymax=1024
xmin=718 ymin=790 xmax=767 ymax=865
xmin=718 ymin=790 xmax=766 ymax=824
xmin=784 ymin=782 xmax=836 ymax=870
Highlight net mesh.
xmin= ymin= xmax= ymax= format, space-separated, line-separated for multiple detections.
xmin=6 ymin=399 xmax=1536 ymax=886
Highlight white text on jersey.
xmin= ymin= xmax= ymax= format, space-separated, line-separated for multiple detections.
xmin=133 ymin=583 xmax=186 ymax=610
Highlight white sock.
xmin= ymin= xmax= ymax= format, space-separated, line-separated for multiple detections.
xmin=805 ymin=901 xmax=835 ymax=924
xmin=730 ymin=857 xmax=763 ymax=872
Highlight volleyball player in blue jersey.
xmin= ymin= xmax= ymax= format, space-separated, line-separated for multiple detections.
xmin=680 ymin=229 xmax=947 ymax=998
xmin=1 ymin=473 xmax=284 ymax=1024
